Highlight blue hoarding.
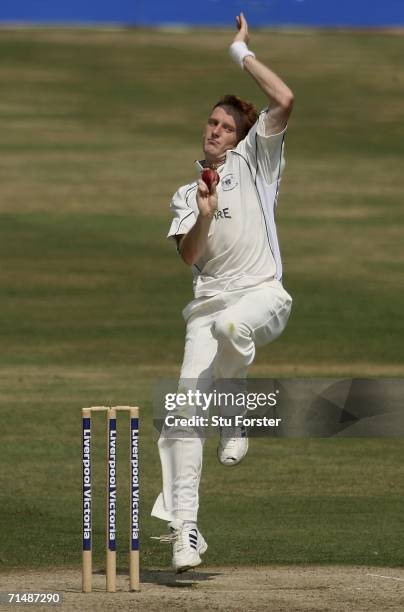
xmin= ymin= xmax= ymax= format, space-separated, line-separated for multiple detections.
xmin=1 ymin=0 xmax=404 ymax=27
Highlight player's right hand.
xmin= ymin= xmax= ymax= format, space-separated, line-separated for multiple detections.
xmin=196 ymin=178 xmax=218 ymax=218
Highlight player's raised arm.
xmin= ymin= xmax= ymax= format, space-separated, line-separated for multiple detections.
xmin=229 ymin=12 xmax=294 ymax=134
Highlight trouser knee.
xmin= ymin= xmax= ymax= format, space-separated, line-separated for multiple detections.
xmin=212 ymin=315 xmax=251 ymax=347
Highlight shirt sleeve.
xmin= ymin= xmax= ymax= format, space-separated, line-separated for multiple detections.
xmin=166 ymin=186 xmax=197 ymax=239
xmin=235 ymin=109 xmax=287 ymax=185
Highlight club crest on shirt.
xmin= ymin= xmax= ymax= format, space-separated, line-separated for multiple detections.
xmin=221 ymin=173 xmax=238 ymax=191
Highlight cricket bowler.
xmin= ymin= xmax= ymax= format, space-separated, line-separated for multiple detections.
xmin=152 ymin=13 xmax=294 ymax=572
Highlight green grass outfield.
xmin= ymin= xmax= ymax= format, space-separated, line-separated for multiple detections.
xmin=0 ymin=28 xmax=403 ymax=572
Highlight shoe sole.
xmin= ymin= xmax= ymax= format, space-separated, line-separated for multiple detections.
xmin=174 ymin=541 xmax=208 ymax=573
xmin=176 ymin=560 xmax=201 ymax=574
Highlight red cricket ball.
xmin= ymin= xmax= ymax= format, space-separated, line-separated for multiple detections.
xmin=201 ymin=168 xmax=220 ymax=191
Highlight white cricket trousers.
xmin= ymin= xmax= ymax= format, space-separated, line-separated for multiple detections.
xmin=151 ymin=279 xmax=292 ymax=522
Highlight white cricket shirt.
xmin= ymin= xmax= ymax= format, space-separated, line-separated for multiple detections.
xmin=167 ymin=109 xmax=287 ymax=298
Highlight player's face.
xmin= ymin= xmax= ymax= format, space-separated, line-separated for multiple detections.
xmin=203 ymin=106 xmax=240 ymax=162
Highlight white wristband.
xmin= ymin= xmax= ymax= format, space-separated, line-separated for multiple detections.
xmin=229 ymin=41 xmax=256 ymax=70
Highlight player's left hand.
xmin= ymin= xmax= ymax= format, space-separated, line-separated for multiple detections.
xmin=233 ymin=12 xmax=249 ymax=45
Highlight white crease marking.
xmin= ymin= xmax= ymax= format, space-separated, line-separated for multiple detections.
xmin=366 ymin=573 xmax=404 ymax=582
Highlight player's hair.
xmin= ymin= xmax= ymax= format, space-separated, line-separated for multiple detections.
xmin=213 ymin=94 xmax=258 ymax=141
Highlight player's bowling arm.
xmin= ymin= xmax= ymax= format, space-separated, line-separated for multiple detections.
xmin=176 ymin=214 xmax=213 ymax=266
xmin=243 ymin=55 xmax=294 ymax=134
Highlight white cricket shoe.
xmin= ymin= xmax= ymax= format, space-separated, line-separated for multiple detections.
xmin=170 ymin=520 xmax=208 ymax=573
xmin=217 ymin=425 xmax=248 ymax=466
xmin=152 ymin=520 xmax=208 ymax=573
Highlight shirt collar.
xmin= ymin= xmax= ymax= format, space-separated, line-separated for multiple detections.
xmin=194 ymin=150 xmax=233 ymax=173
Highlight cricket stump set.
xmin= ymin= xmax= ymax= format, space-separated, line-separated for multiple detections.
xmin=82 ymin=406 xmax=140 ymax=593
